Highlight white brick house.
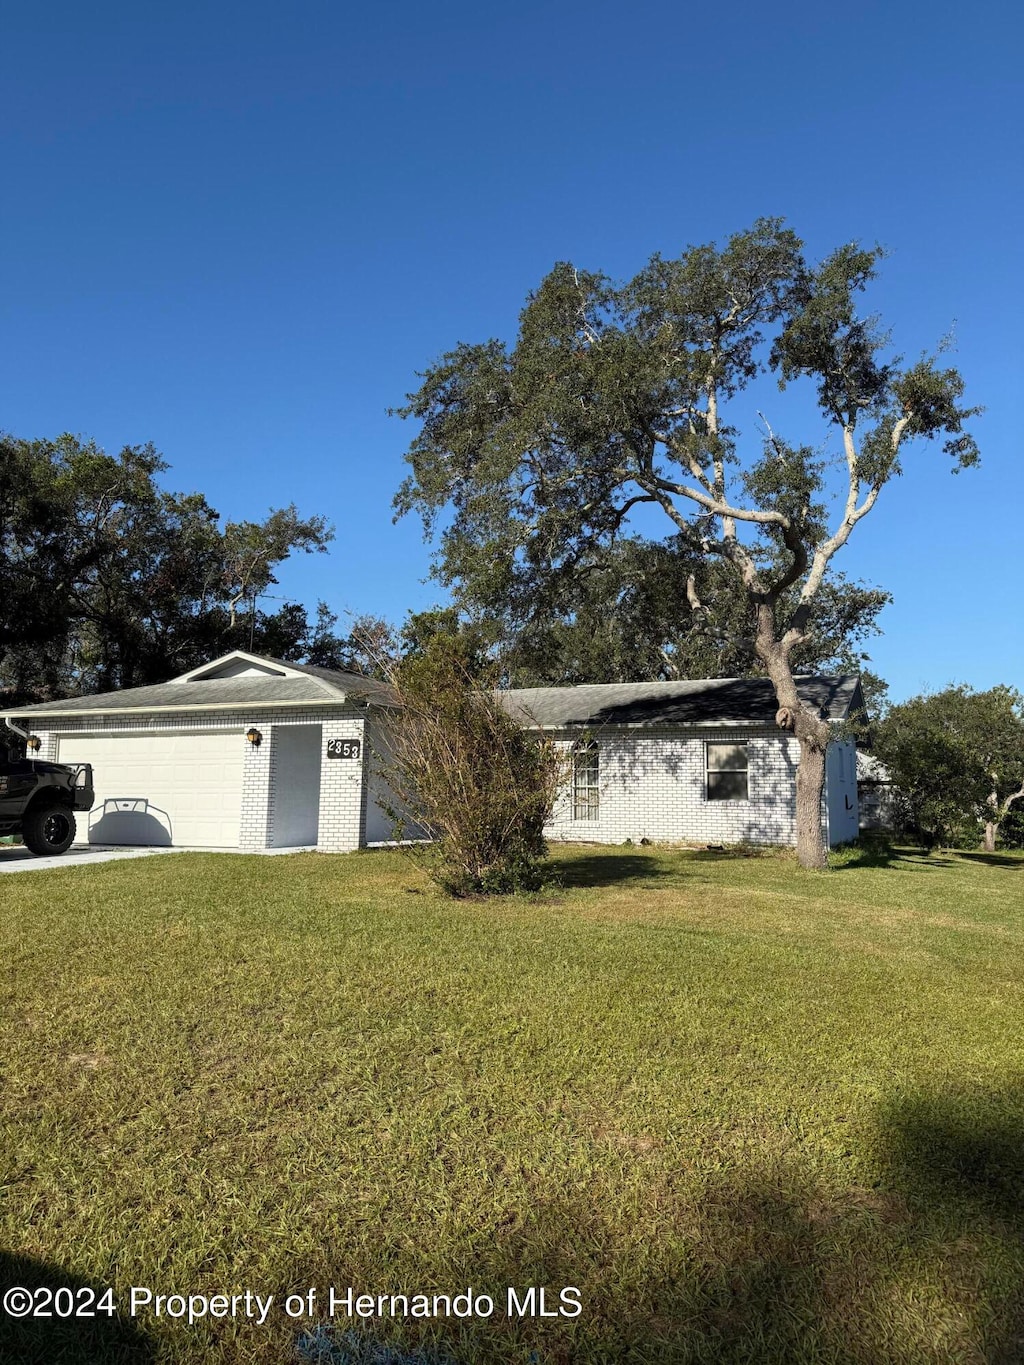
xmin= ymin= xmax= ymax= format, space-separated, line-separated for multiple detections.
xmin=499 ymin=676 xmax=862 ymax=849
xmin=4 ymin=654 xmax=862 ymax=852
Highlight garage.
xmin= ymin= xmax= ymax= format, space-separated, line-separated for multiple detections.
xmin=55 ymin=730 xmax=245 ymax=847
xmin=5 ymin=650 xmax=396 ymax=854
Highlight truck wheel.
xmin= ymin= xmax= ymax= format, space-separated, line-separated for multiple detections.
xmin=22 ymin=805 xmax=77 ymax=856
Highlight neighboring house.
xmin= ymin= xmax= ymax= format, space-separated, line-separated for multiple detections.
xmin=856 ymin=751 xmax=896 ymax=832
xmin=3 ymin=652 xmax=862 ymax=853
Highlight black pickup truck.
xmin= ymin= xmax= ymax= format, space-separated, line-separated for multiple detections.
xmin=0 ymin=757 xmax=95 ymax=855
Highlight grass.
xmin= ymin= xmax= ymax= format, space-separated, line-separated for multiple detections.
xmin=1 ymin=842 xmax=1022 ymax=1364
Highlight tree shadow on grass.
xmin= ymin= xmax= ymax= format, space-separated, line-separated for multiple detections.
xmin=830 ymin=842 xmax=958 ymax=872
xmin=283 ymin=1177 xmax=895 ymax=1363
xmin=287 ymin=1178 xmax=850 ymax=1365
xmin=833 ymin=843 xmax=1023 ymax=874
xmin=0 ymin=1251 xmax=157 ymax=1364
xmin=953 ymin=851 xmax=1023 ymax=870
xmin=687 ymin=846 xmax=773 ymax=861
xmin=282 ymin=1099 xmax=1024 ymax=1365
xmin=546 ymin=852 xmax=680 ymax=889
xmin=13 ymin=1091 xmax=1021 ymax=1364
xmin=874 ymin=1079 xmax=1024 ymax=1364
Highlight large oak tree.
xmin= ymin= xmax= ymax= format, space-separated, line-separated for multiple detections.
xmin=0 ymin=432 xmax=334 ymax=704
xmin=463 ymin=534 xmax=890 ymax=700
xmin=394 ymin=220 xmax=979 ymax=869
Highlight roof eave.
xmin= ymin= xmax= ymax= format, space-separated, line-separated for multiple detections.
xmin=6 ymin=696 xmax=374 ymax=721
xmin=519 ymin=715 xmax=852 ymax=731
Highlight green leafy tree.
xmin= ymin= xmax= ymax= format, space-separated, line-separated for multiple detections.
xmin=237 ymin=604 xmax=397 ymax=677
xmin=874 ymin=686 xmax=1024 ymax=850
xmin=398 ymin=606 xmax=494 ymax=677
xmin=480 ymin=534 xmax=890 ymax=692
xmin=0 ymin=432 xmax=333 ymax=702
xmin=1000 ymin=804 xmax=1024 ymax=850
xmin=394 ymin=219 xmax=978 ymax=868
xmin=331 ymin=612 xmax=400 ymax=678
xmin=221 ymin=506 xmax=332 ymax=629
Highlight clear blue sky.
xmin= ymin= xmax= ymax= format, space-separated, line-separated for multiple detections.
xmin=2 ymin=0 xmax=1020 ymax=701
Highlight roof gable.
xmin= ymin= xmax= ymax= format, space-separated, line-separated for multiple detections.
xmin=172 ymin=651 xmax=306 ymax=683
xmin=177 ymin=653 xmax=396 ymax=704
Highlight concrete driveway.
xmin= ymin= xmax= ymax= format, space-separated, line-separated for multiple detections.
xmin=0 ymin=845 xmax=185 ymax=874
xmin=0 ymin=844 xmax=317 ymax=872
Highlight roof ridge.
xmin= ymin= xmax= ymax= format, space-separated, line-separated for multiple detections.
xmin=261 ymin=655 xmax=384 ymax=688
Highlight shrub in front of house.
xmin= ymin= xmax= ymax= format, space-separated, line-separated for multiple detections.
xmin=374 ymin=637 xmax=563 ymax=897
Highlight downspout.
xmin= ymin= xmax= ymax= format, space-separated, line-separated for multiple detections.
xmin=1 ymin=717 xmax=37 ymax=764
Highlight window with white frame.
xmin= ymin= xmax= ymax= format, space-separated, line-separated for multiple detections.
xmin=572 ymin=740 xmax=600 ymax=820
xmin=706 ymin=741 xmax=749 ymax=801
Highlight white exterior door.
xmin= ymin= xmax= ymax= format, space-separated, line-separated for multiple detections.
xmin=270 ymin=725 xmax=321 ymax=847
xmin=55 ymin=730 xmax=245 ymax=847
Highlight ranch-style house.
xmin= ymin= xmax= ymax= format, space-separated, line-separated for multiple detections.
xmin=4 ymin=650 xmax=862 ymax=853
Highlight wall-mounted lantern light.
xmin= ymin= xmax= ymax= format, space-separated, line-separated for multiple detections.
xmin=26 ymin=736 xmax=41 ymax=752
xmin=245 ymin=727 xmax=262 ymax=747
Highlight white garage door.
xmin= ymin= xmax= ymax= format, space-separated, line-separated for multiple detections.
xmin=55 ymin=730 xmax=245 ymax=847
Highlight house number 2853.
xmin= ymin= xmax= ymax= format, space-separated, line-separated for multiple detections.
xmin=327 ymin=739 xmax=361 ymax=760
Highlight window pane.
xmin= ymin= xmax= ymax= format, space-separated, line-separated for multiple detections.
xmin=708 ymin=770 xmax=748 ymax=801
xmin=707 ymin=743 xmax=748 ymax=771
xmin=573 ymin=742 xmax=599 ymax=820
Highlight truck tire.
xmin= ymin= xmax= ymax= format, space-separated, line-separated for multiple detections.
xmin=22 ymin=805 xmax=77 ymax=856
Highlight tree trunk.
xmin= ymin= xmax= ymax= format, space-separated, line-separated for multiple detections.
xmin=755 ymin=607 xmax=831 ymax=871
xmin=984 ymin=820 xmax=997 ymax=853
xmin=796 ymin=735 xmax=828 ymax=870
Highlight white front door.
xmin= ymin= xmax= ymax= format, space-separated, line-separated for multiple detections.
xmin=271 ymin=725 xmax=322 ymax=847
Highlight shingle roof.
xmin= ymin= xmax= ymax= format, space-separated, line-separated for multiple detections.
xmin=8 ymin=652 xmax=861 ymax=730
xmin=256 ymin=657 xmax=396 ymax=704
xmin=497 ymin=675 xmax=863 ymax=729
xmin=8 ymin=671 xmax=393 ymax=718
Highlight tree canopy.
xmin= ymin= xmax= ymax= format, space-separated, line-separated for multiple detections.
xmin=874 ymin=686 xmax=1024 ymax=850
xmin=476 ymin=535 xmax=890 ymax=698
xmin=0 ymin=432 xmax=336 ymax=705
xmin=394 ymin=219 xmax=979 ymax=867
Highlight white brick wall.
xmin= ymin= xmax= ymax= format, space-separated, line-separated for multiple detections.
xmin=545 ymin=726 xmax=850 ymax=848
xmin=239 ymin=719 xmax=273 ymax=851
xmin=27 ymin=711 xmax=857 ymax=854
xmin=30 ymin=706 xmax=367 ymax=853
xmin=316 ymin=715 xmax=368 ymax=853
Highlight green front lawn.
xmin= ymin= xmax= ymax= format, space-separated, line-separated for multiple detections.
xmin=1 ymin=844 xmax=1022 ymax=1363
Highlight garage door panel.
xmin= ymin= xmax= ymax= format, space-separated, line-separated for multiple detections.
xmin=55 ymin=731 xmax=244 ymax=847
